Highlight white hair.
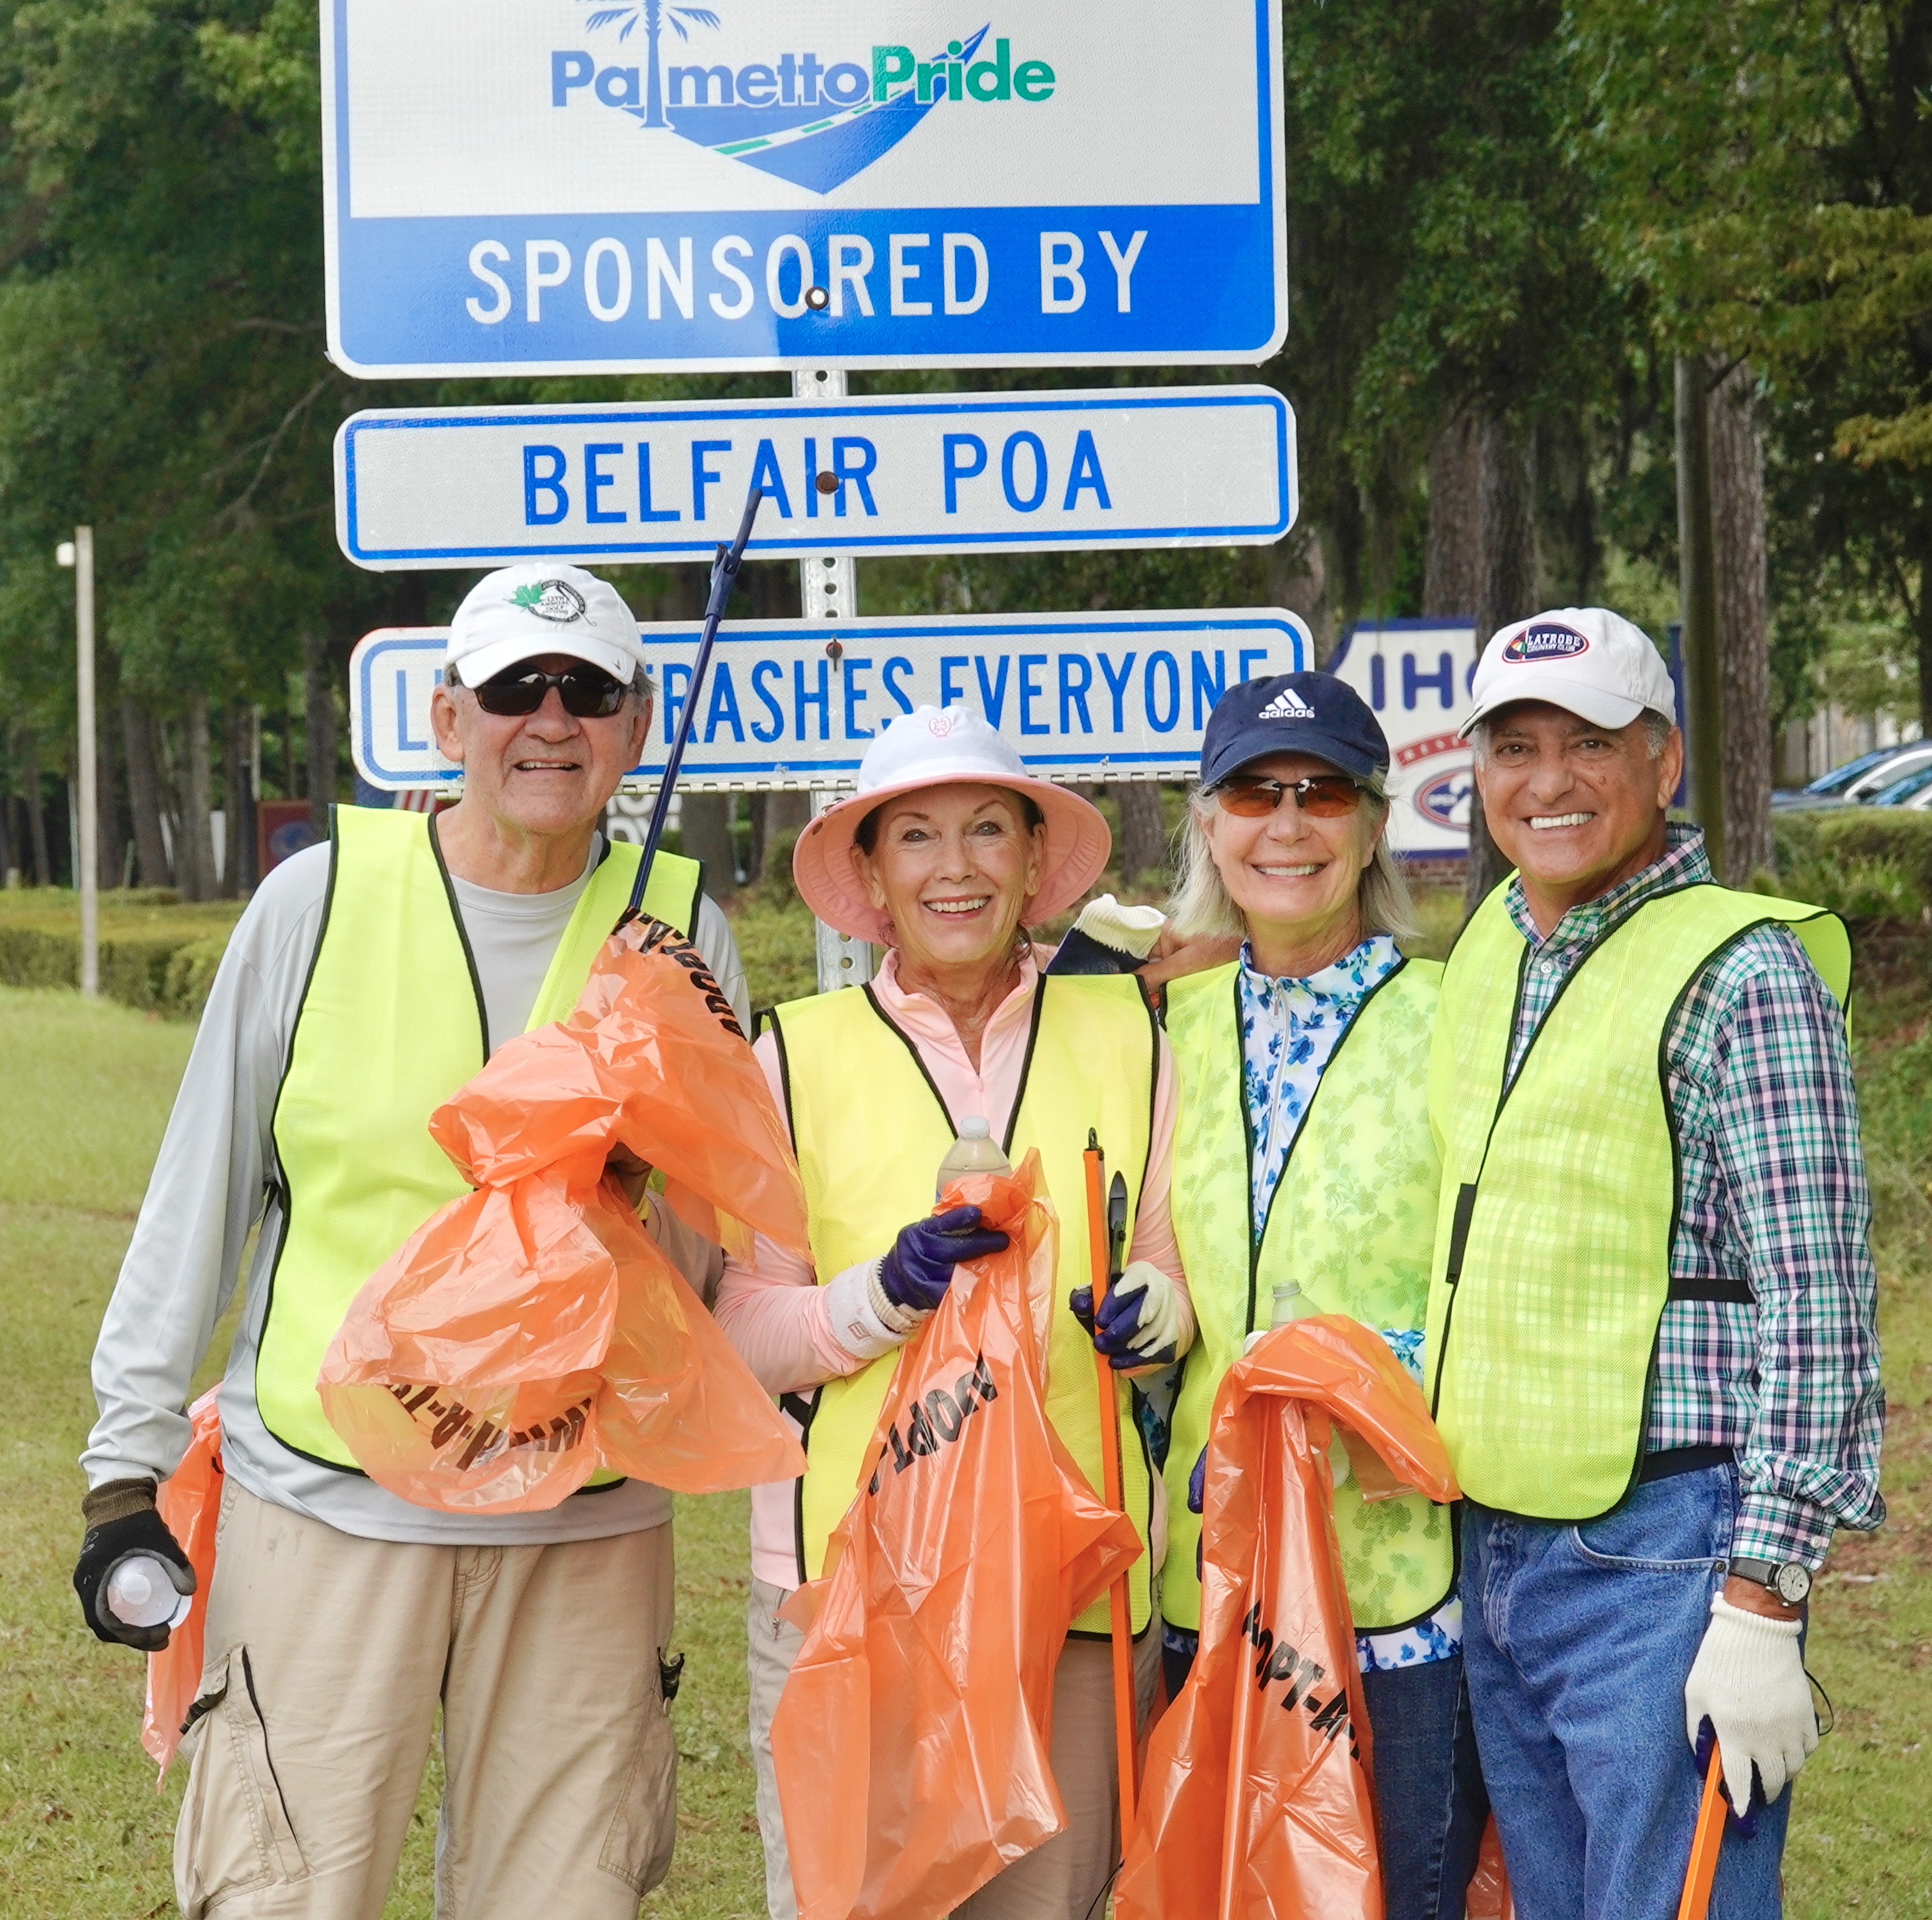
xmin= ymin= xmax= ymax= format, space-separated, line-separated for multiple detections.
xmin=1168 ymin=776 xmax=1420 ymax=943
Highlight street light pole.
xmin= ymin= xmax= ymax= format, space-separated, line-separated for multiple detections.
xmin=58 ymin=528 xmax=98 ymax=997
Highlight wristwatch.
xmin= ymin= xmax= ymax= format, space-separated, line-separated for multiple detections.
xmin=1728 ymin=1556 xmax=1812 ymax=1606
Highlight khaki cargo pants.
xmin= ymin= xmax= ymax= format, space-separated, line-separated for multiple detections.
xmin=174 ymin=1482 xmax=678 ymax=1920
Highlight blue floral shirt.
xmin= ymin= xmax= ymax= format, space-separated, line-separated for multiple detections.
xmin=1241 ymin=934 xmax=1462 ymax=1675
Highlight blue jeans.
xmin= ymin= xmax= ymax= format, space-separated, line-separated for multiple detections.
xmin=1162 ymin=1631 xmax=1488 ymax=1920
xmin=1460 ymin=1467 xmax=1792 ymax=1920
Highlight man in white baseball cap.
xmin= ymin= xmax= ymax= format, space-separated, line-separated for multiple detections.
xmin=79 ymin=561 xmax=750 ymax=1916
xmin=1424 ymin=608 xmax=1882 ymax=1915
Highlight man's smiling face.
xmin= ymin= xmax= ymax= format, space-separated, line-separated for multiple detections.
xmin=430 ymin=651 xmax=650 ymax=842
xmin=1474 ymin=700 xmax=1683 ymax=923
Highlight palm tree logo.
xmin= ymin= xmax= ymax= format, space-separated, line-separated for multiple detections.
xmin=585 ymin=0 xmax=722 ymax=129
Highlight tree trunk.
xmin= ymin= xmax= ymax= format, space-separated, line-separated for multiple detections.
xmin=121 ymin=697 xmax=171 ymax=887
xmin=1115 ymin=781 xmax=1169 ymax=888
xmin=222 ymin=700 xmax=257 ymax=895
xmin=178 ymin=690 xmax=218 ymax=903
xmin=1464 ymin=415 xmax=1539 ymax=916
xmin=678 ymin=793 xmax=737 ymax=898
xmin=304 ymin=628 xmax=338 ymax=838
xmin=753 ymin=790 xmax=811 ymax=885
xmin=1424 ymin=411 xmax=1482 ymax=619
xmin=20 ymin=733 xmax=52 ymax=885
xmin=1707 ymin=362 xmax=1774 ymax=884
xmin=96 ymin=695 xmax=125 ymax=891
xmin=1675 ymin=357 xmax=1725 ymax=877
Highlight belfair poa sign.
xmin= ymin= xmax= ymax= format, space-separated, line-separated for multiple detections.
xmin=350 ymin=610 xmax=1313 ymax=792
xmin=321 ymin=0 xmax=1286 ymax=374
xmin=334 ymin=389 xmax=1296 ymax=568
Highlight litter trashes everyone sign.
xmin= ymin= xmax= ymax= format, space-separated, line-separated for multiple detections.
xmin=350 ymin=610 xmax=1313 ymax=791
xmin=321 ymin=1 xmax=1286 ymax=374
xmin=334 ymin=388 xmax=1296 ymax=568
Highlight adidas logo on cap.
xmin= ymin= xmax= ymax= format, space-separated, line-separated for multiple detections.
xmin=1257 ymin=687 xmax=1315 ymax=720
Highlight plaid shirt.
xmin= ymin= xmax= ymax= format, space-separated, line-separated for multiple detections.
xmin=1501 ymin=825 xmax=1884 ymax=1568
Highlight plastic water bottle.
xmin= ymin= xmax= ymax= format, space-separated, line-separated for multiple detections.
xmin=1271 ymin=1280 xmax=1318 ymax=1326
xmin=105 ymin=1553 xmax=192 ymax=1631
xmin=936 ymin=1115 xmax=1010 ymax=1200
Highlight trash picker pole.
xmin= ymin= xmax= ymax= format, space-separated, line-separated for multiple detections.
xmin=1675 ymin=1741 xmax=1727 ymax=1920
xmin=1083 ymin=1132 xmax=1138 ymax=1838
xmin=619 ymin=486 xmax=764 ymax=929
xmin=58 ymin=530 xmax=98 ymax=994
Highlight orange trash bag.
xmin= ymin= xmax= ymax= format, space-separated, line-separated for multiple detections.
xmin=771 ymin=1152 xmax=1142 ymax=1920
xmin=143 ymin=1388 xmax=223 ymax=1778
xmin=318 ymin=920 xmax=808 ymax=1511
xmin=1116 ymin=1316 xmax=1459 ymax=1920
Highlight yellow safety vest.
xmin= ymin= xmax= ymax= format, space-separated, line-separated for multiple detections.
xmin=770 ymin=971 xmax=1160 ymax=1634
xmin=1425 ymin=878 xmax=1851 ymax=1518
xmin=257 ymin=804 xmax=702 ymax=1471
xmin=1162 ymin=959 xmax=1455 ymax=1634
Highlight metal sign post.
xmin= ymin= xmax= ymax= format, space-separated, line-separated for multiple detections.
xmin=795 ymin=368 xmax=873 ymax=990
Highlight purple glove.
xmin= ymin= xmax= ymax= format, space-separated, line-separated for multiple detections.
xmin=1068 ymin=1261 xmax=1182 ymax=1369
xmin=878 ymin=1205 xmax=1010 ymax=1314
xmin=1188 ymin=1446 xmax=1206 ymax=1514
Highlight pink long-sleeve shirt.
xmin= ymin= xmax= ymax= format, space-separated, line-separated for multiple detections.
xmin=716 ymin=947 xmax=1191 ymax=1592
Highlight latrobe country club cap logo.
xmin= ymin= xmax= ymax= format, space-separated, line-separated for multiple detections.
xmin=1501 ymin=622 xmax=1590 ymax=664
xmin=554 ymin=6 xmax=1057 ymax=194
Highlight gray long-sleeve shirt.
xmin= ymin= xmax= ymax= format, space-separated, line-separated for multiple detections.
xmin=83 ymin=832 xmax=749 ymax=1546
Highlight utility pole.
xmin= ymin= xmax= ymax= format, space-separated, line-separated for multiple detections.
xmin=1674 ymin=359 xmax=1725 ymax=878
xmin=58 ymin=527 xmax=98 ymax=997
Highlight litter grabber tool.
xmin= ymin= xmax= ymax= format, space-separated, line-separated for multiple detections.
xmin=1083 ymin=1130 xmax=1139 ymax=1837
xmin=619 ymin=482 xmax=764 ymax=929
xmin=1677 ymin=1740 xmax=1727 ymax=1920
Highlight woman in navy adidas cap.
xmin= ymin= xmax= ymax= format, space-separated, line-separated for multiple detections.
xmin=1156 ymin=672 xmax=1488 ymax=1919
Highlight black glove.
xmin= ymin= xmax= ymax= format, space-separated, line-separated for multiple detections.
xmin=74 ymin=1479 xmax=196 ymax=1653
xmin=878 ymin=1205 xmax=1010 ymax=1314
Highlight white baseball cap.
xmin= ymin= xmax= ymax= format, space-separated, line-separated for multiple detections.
xmin=792 ymin=707 xmax=1111 ymax=944
xmin=1458 ymin=607 xmax=1677 ymax=738
xmin=445 ymin=564 xmax=647 ymax=690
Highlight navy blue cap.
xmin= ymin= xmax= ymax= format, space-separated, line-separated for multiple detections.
xmin=1198 ymin=672 xmax=1390 ymax=790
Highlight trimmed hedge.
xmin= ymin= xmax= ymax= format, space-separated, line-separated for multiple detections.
xmin=0 ymin=924 xmax=228 ymax=1017
xmin=1765 ymin=808 xmax=1932 ymax=923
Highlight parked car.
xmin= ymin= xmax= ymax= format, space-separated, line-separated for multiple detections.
xmin=1867 ymin=762 xmax=1932 ymax=809
xmin=1774 ymin=740 xmax=1932 ymax=808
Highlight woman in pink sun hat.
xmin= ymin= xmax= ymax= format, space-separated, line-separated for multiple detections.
xmin=716 ymin=705 xmax=1195 ymax=1920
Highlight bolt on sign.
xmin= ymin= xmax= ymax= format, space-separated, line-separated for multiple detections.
xmin=321 ymin=1 xmax=1286 ymax=375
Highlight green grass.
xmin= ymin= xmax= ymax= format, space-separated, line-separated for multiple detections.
xmin=3 ymin=909 xmax=1929 ymax=1916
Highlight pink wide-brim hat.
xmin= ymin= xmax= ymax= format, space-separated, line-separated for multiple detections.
xmin=792 ymin=706 xmax=1112 ymax=945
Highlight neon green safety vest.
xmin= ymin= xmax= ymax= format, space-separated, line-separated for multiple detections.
xmin=770 ymin=972 xmax=1160 ymax=1635
xmin=1161 ymin=959 xmax=1456 ymax=1635
xmin=1425 ymin=878 xmax=1851 ymax=1519
xmin=257 ymin=805 xmax=703 ymax=1471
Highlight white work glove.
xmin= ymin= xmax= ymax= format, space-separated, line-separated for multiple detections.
xmin=1683 ymin=1593 xmax=1818 ymax=1809
xmin=1072 ymin=1260 xmax=1183 ymax=1368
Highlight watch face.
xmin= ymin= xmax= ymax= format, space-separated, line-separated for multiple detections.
xmin=1774 ymin=1563 xmax=1812 ymax=1605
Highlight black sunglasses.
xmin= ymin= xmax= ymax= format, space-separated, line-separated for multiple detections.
xmin=467 ymin=664 xmax=630 ymax=719
xmin=1211 ymin=772 xmax=1368 ymax=818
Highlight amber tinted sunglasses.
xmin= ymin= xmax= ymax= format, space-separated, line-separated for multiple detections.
xmin=1210 ymin=773 xmax=1368 ymax=818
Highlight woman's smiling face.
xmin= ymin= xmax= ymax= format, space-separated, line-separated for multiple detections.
xmin=855 ymin=783 xmax=1045 ymax=970
xmin=1203 ymin=751 xmax=1379 ymax=950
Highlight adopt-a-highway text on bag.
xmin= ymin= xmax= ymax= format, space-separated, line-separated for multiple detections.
xmin=1117 ymin=1317 xmax=1459 ymax=1920
xmin=318 ymin=919 xmax=807 ymax=1511
xmin=772 ymin=1151 xmax=1142 ymax=1920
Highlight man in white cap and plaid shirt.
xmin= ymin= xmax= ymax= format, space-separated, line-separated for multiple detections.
xmin=76 ymin=565 xmax=748 ymax=1918
xmin=1424 ymin=607 xmax=1883 ymax=1917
